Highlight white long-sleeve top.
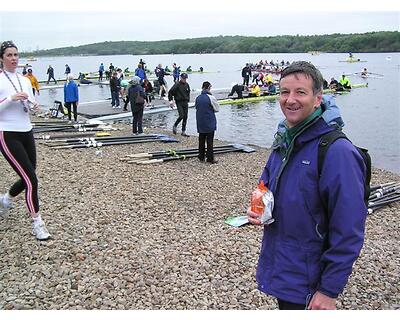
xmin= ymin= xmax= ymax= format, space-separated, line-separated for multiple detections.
xmin=0 ymin=70 xmax=34 ymax=132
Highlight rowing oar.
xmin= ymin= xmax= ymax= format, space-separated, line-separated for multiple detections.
xmin=36 ymin=132 xmax=111 ymax=141
xmin=369 ymin=184 xmax=400 ymax=201
xmin=370 ymin=182 xmax=398 ymax=193
xmin=124 ymin=145 xmax=238 ymax=163
xmin=46 ymin=134 xmax=171 ymax=147
xmin=34 ymin=126 xmax=117 ymax=133
xmin=370 ymin=190 xmax=400 ymax=202
xmin=48 ymin=136 xmax=170 ymax=147
xmin=121 ymin=144 xmax=241 ymax=161
xmin=135 ymin=144 xmax=255 ymax=164
xmin=123 ymin=143 xmax=248 ymax=159
xmin=32 ymin=120 xmax=71 ymax=126
xmin=50 ymin=136 xmax=179 ymax=149
xmin=33 ymin=123 xmax=100 ymax=129
xmin=368 ymin=196 xmax=400 ymax=214
xmin=368 ymin=195 xmax=400 ymax=209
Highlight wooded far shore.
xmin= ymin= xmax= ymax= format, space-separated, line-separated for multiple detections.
xmin=20 ymin=31 xmax=400 ymax=57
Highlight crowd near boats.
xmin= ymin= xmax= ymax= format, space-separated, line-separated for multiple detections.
xmin=16 ymin=51 xmax=381 ymax=123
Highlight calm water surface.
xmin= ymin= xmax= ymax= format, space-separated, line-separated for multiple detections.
xmin=24 ymin=52 xmax=400 ymax=173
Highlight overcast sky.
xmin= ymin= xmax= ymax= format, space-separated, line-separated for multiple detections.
xmin=1 ymin=0 xmax=399 ymax=51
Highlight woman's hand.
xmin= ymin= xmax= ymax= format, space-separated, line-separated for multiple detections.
xmin=11 ymin=92 xmax=29 ymax=101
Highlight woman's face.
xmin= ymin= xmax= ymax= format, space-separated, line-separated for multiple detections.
xmin=1 ymin=47 xmax=19 ymax=72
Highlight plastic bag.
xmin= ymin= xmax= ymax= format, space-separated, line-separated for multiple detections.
xmin=250 ymin=181 xmax=275 ymax=225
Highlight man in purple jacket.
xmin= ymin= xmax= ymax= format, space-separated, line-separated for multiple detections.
xmin=247 ymin=61 xmax=368 ymax=310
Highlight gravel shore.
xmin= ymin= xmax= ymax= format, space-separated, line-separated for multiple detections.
xmin=0 ymin=120 xmax=399 ymax=310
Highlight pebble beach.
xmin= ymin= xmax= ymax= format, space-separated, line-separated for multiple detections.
xmin=0 ymin=120 xmax=399 ymax=310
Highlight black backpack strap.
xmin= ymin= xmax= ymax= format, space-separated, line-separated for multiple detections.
xmin=318 ymin=130 xmax=348 ymax=213
xmin=356 ymin=146 xmax=372 ymax=203
xmin=318 ymin=130 xmax=348 ymax=177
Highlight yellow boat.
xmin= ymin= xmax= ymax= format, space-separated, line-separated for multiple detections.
xmin=218 ymin=83 xmax=368 ymax=105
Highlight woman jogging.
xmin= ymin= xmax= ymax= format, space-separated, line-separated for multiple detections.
xmin=0 ymin=41 xmax=51 ymax=240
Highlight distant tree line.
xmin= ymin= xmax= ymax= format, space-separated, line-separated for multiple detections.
xmin=20 ymin=32 xmax=400 ymax=57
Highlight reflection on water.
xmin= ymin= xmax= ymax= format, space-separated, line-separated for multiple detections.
xmin=29 ymin=52 xmax=399 ymax=173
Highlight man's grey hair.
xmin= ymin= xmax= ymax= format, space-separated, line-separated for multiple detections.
xmin=280 ymin=61 xmax=324 ymax=95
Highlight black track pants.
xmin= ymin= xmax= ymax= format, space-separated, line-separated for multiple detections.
xmin=0 ymin=130 xmax=39 ymax=215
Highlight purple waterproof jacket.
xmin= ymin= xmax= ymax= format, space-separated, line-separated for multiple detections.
xmin=256 ymin=95 xmax=368 ymax=305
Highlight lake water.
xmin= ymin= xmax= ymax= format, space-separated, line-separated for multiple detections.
xmin=23 ymin=52 xmax=400 ymax=174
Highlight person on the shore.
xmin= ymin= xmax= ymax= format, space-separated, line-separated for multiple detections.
xmin=127 ymin=76 xmax=146 ymax=135
xmin=0 ymin=40 xmax=51 ymax=240
xmin=98 ymin=63 xmax=105 ymax=81
xmin=64 ymin=74 xmax=79 ymax=122
xmin=263 ymin=73 xmax=274 ymax=85
xmin=110 ymin=71 xmax=120 ymax=109
xmin=168 ymin=73 xmax=191 ymax=137
xmin=247 ymin=61 xmax=368 ymax=310
xmin=134 ymin=64 xmax=146 ymax=83
xmin=253 ymin=72 xmax=264 ymax=86
xmin=64 ymin=64 xmax=71 ymax=78
xmin=242 ymin=63 xmax=252 ymax=86
xmin=195 ymin=81 xmax=219 ymax=164
xmin=77 ymin=72 xmax=92 ymax=85
xmin=267 ymin=81 xmax=277 ymax=95
xmin=109 ymin=63 xmax=115 ymax=74
xmin=323 ymin=78 xmax=329 ymax=89
xmin=329 ymin=77 xmax=340 ymax=91
xmin=25 ymin=69 xmax=40 ymax=96
xmin=142 ymin=79 xmax=153 ymax=105
xmin=228 ymin=83 xmax=247 ymax=99
xmin=139 ymin=59 xmax=146 ymax=69
xmin=248 ymin=84 xmax=261 ymax=97
xmin=116 ymin=68 xmax=124 ymax=82
xmin=22 ymin=63 xmax=30 ymax=74
xmin=155 ymin=64 xmax=168 ymax=98
xmin=120 ymin=79 xmax=130 ymax=111
xmin=46 ymin=65 xmax=57 ymax=84
xmin=172 ymin=63 xmax=180 ymax=82
xmin=339 ymin=74 xmax=351 ymax=89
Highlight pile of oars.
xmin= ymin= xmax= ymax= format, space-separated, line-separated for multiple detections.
xmin=120 ymin=144 xmax=256 ymax=165
xmin=45 ymin=134 xmax=179 ymax=150
xmin=36 ymin=131 xmax=112 ymax=141
xmin=32 ymin=121 xmax=116 ymax=134
xmin=368 ymin=182 xmax=400 ymax=214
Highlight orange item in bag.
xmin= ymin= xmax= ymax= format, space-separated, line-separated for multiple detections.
xmin=251 ymin=180 xmax=268 ymax=215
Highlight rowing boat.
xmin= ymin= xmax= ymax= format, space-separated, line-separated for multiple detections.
xmin=217 ymin=83 xmax=368 ymax=105
xmin=86 ymin=83 xmax=369 ymax=122
xmin=339 ymin=57 xmax=367 ymax=63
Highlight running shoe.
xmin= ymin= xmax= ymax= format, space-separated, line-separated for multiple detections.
xmin=32 ymin=222 xmax=51 ymax=241
xmin=0 ymin=194 xmax=11 ymax=218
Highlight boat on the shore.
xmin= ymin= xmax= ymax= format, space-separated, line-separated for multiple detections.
xmin=86 ymin=83 xmax=368 ymax=123
xmin=218 ymin=83 xmax=368 ymax=105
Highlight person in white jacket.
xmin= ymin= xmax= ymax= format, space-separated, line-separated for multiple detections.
xmin=0 ymin=40 xmax=51 ymax=240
